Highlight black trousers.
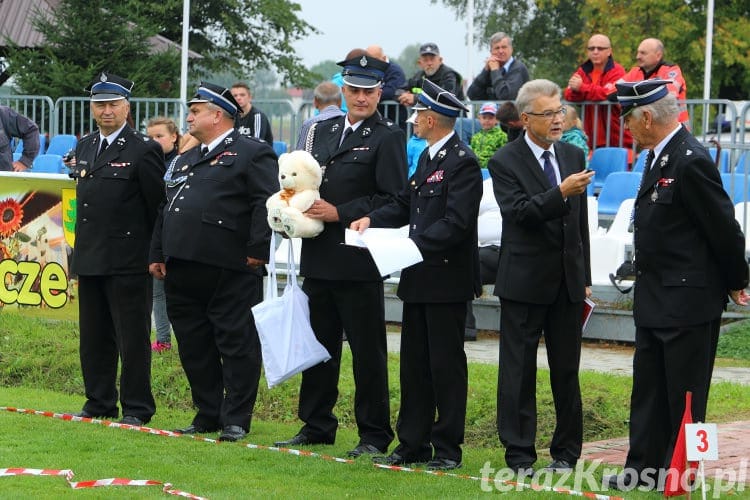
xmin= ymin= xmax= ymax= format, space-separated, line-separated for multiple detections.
xmin=394 ymin=302 xmax=468 ymax=462
xmin=298 ymin=278 xmax=394 ymax=450
xmin=165 ymin=259 xmax=262 ymax=431
xmin=624 ymin=319 xmax=721 ymax=474
xmin=497 ymin=281 xmax=583 ymax=468
xmin=78 ymin=273 xmax=155 ymax=421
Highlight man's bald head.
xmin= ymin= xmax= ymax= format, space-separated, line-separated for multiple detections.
xmin=366 ymin=45 xmax=386 ymax=61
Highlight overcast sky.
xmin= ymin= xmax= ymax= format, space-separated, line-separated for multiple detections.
xmin=292 ymin=0 xmax=487 ymax=81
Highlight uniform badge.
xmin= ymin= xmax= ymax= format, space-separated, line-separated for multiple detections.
xmin=80 ymin=169 xmax=87 ymax=178
xmin=659 ymin=154 xmax=669 ymax=168
xmin=427 ymin=170 xmax=444 ymax=183
xmin=437 ymin=149 xmax=446 ymax=159
xmin=651 ymin=190 xmax=658 ymax=202
xmin=331 ymin=123 xmax=340 ymax=133
xmin=100 ymin=73 xmax=107 ymax=82
xmin=359 ymin=56 xmax=367 ymax=67
xmin=458 ymin=150 xmax=465 ymax=157
xmin=181 ymin=165 xmax=188 ymax=171
xmin=224 ymin=136 xmax=234 ymax=145
xmin=362 ymin=127 xmax=371 ymax=137
xmin=686 ymin=149 xmax=693 ymax=156
xmin=116 ymin=137 xmax=126 ymax=147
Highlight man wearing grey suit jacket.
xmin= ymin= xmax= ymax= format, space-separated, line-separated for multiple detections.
xmin=488 ymin=79 xmax=594 ymax=475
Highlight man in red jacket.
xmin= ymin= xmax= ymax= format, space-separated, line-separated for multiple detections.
xmin=618 ymin=38 xmax=688 ymax=123
xmin=564 ymin=34 xmax=633 ymax=150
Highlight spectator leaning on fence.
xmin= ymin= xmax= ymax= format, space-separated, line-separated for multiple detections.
xmin=563 ymin=33 xmax=633 ymax=150
xmin=0 ymin=105 xmax=40 ymax=172
xmin=467 ymin=32 xmax=530 ymax=101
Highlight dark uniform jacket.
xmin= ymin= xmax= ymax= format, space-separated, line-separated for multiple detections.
xmin=303 ymin=112 xmax=407 ymax=281
xmin=150 ymin=130 xmax=277 ymax=274
xmin=369 ymin=134 xmax=482 ymax=303
xmin=632 ymin=126 xmax=748 ymax=327
xmin=403 ymin=64 xmax=465 ymax=100
xmin=467 ymin=58 xmax=530 ymax=101
xmin=71 ymin=126 xmax=165 ymax=275
xmin=489 ymin=136 xmax=591 ymax=304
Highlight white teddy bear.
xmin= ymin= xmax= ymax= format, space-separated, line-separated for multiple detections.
xmin=266 ymin=150 xmax=324 ymax=238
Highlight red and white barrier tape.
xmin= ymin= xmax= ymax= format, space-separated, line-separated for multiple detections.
xmin=1 ymin=406 xmax=623 ymax=499
xmin=0 ymin=467 xmax=205 ymax=498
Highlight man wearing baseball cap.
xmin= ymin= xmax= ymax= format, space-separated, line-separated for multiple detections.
xmin=397 ymin=42 xmax=465 ymax=108
xmin=150 ymin=82 xmax=278 ymax=442
xmin=274 ymin=50 xmax=406 ymax=458
xmin=71 ymin=72 xmax=165 ymax=426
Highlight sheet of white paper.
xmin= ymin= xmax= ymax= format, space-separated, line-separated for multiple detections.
xmin=344 ymin=227 xmax=422 ymax=276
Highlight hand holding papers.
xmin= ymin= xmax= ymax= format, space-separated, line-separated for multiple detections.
xmin=345 ymin=227 xmax=423 ymax=277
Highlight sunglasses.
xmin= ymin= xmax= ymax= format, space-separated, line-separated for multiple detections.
xmin=587 ymin=46 xmax=611 ymax=52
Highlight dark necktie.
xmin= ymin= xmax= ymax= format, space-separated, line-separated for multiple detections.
xmin=340 ymin=127 xmax=353 ymax=146
xmin=201 ymin=146 xmax=209 ymax=157
xmin=97 ymin=138 xmax=109 ymax=159
xmin=542 ymin=150 xmax=557 ymax=187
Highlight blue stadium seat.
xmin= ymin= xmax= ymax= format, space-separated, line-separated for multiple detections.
xmin=31 ymin=154 xmax=64 ymax=174
xmin=14 ymin=134 xmax=46 ymax=155
xmin=721 ymin=172 xmax=750 ymax=204
xmin=631 ymin=150 xmax=650 ymax=173
xmin=272 ymin=141 xmax=288 ymax=156
xmin=708 ymin=147 xmax=730 ymax=173
xmin=589 ymin=147 xmax=629 ymax=190
xmin=12 ymin=152 xmax=22 ymax=162
xmin=46 ymin=134 xmax=77 ymax=156
xmin=596 ymin=171 xmax=642 ymax=216
xmin=734 ymin=152 xmax=748 ymax=174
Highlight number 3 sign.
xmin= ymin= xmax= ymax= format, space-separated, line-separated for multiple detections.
xmin=685 ymin=423 xmax=719 ymax=461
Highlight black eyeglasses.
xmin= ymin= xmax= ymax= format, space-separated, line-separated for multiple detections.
xmin=525 ymin=107 xmax=567 ymax=120
xmin=587 ymin=46 xmax=610 ymax=51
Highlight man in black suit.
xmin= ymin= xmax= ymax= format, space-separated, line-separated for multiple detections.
xmin=70 ymin=72 xmax=165 ymax=425
xmin=352 ymin=79 xmax=482 ymax=471
xmin=604 ymin=80 xmax=749 ymax=491
xmin=488 ymin=79 xmax=593 ymax=474
xmin=274 ymin=54 xmax=406 ymax=457
xmin=149 ymin=82 xmax=278 ymax=442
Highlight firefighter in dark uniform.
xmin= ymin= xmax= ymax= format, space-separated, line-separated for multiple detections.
xmin=149 ymin=83 xmax=278 ymax=442
xmin=604 ymin=80 xmax=749 ymax=491
xmin=70 ymin=72 xmax=165 ymax=425
xmin=351 ymin=79 xmax=482 ymax=470
xmin=274 ymin=54 xmax=407 ymax=457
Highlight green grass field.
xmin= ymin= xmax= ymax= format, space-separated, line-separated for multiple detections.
xmin=1 ymin=309 xmax=749 ymax=498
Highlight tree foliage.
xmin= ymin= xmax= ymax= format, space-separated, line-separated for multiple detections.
xmin=6 ymin=0 xmax=319 ymax=98
xmin=6 ymin=0 xmax=180 ymax=99
xmin=435 ymin=0 xmax=750 ymax=99
xmin=123 ymin=0 xmax=319 ymax=88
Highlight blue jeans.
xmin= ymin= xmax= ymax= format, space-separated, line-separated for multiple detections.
xmin=152 ymin=277 xmax=172 ymax=343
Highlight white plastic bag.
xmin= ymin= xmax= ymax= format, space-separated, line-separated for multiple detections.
xmin=253 ymin=238 xmax=330 ymax=388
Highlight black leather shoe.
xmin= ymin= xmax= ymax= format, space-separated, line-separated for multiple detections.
xmin=173 ymin=424 xmax=221 ymax=434
xmin=118 ymin=415 xmax=145 ymax=426
xmin=274 ymin=433 xmax=333 ymax=447
xmin=602 ymin=473 xmax=637 ymax=491
xmin=427 ymin=458 xmax=462 ymax=470
xmin=74 ymin=410 xmax=118 ymax=419
xmin=218 ymin=425 xmax=246 ymax=442
xmin=544 ymin=459 xmax=574 ymax=472
xmin=346 ymin=443 xmax=384 ymax=458
xmin=372 ymin=452 xmax=429 ymax=466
